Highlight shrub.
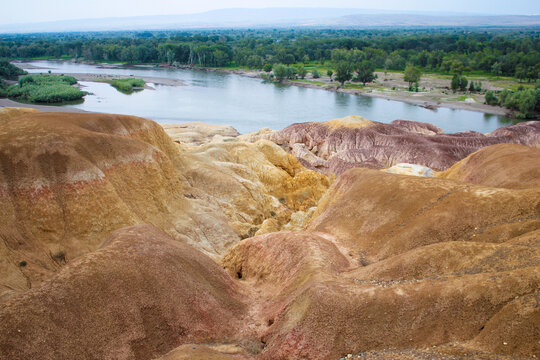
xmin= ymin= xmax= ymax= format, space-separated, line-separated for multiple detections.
xmin=110 ymin=78 xmax=145 ymax=93
xmin=485 ymin=91 xmax=499 ymax=106
xmin=273 ymin=64 xmax=288 ymax=82
xmin=312 ymin=68 xmax=320 ymax=78
xmin=296 ymin=64 xmax=307 ymax=79
xmin=6 ymin=74 xmax=85 ymax=103
xmin=0 ymin=60 xmax=26 ymax=80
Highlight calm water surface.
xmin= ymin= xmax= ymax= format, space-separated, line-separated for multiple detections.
xmin=21 ymin=60 xmax=513 ymax=134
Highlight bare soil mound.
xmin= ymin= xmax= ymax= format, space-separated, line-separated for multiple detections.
xmin=0 ymin=225 xmax=249 ymax=360
xmin=439 ymin=143 xmax=540 ymax=189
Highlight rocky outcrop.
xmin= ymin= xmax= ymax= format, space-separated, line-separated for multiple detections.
xmin=251 ymin=116 xmax=540 ymax=175
xmin=0 ymin=225 xmax=250 ymax=360
xmin=438 ymin=143 xmax=540 ymax=189
xmin=176 ymin=140 xmax=330 ymax=238
xmin=162 ymin=122 xmax=240 ymax=146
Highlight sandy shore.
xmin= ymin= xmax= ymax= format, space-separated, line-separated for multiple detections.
xmin=288 ymin=80 xmax=509 ymax=116
xmin=62 ymin=73 xmax=185 ymax=87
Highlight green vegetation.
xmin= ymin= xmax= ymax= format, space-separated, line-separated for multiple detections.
xmin=0 ymin=59 xmax=26 ymax=80
xmin=451 ymin=75 xmax=469 ymax=92
xmin=109 ymin=78 xmax=146 ymax=93
xmin=296 ymin=64 xmax=307 ymax=79
xmin=3 ymin=28 xmax=539 ymax=82
xmin=3 ymin=74 xmax=85 ymax=103
xmin=485 ymin=89 xmax=540 ymax=118
xmin=355 ymin=60 xmax=376 ymax=86
xmin=403 ymin=65 xmax=422 ymax=87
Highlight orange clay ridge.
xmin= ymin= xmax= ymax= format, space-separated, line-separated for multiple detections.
xmin=0 ymin=108 xmax=538 ymax=360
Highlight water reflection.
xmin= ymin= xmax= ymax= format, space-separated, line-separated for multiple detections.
xmin=335 ymin=92 xmax=351 ymax=107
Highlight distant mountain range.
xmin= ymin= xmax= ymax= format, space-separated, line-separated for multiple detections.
xmin=1 ymin=8 xmax=539 ymax=33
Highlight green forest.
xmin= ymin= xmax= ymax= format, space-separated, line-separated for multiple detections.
xmin=1 ymin=28 xmax=539 ymax=80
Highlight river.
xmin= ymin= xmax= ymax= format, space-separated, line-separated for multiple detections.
xmin=19 ymin=60 xmax=513 ymax=134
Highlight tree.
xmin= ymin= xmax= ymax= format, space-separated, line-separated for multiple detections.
xmin=451 ymin=74 xmax=460 ymax=93
xmin=283 ymin=54 xmax=295 ymax=65
xmin=459 ymin=76 xmax=468 ymax=92
xmin=334 ymin=61 xmax=353 ymax=86
xmin=312 ymin=68 xmax=320 ymax=79
xmin=469 ymin=81 xmax=476 ymax=92
xmin=286 ymin=66 xmax=297 ymax=80
xmin=355 ymin=60 xmax=375 ymax=86
xmin=485 ymin=91 xmax=499 ymax=105
xmin=403 ymin=65 xmax=422 ymax=88
xmin=263 ymin=63 xmax=273 ymax=73
xmin=450 ymin=60 xmax=465 ymax=75
xmin=515 ymin=64 xmax=527 ymax=82
xmin=273 ymin=64 xmax=288 ymax=82
xmin=476 ymin=81 xmax=482 ymax=92
xmin=296 ymin=64 xmax=307 ymax=79
xmin=491 ymin=62 xmax=502 ymax=76
xmin=327 ymin=69 xmax=333 ymax=81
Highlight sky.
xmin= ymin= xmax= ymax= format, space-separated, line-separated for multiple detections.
xmin=1 ymin=0 xmax=539 ymax=25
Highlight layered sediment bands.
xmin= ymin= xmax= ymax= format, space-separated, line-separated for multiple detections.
xmin=308 ymin=168 xmax=540 ymax=263
xmin=169 ymin=138 xmax=330 ymax=238
xmin=251 ymin=116 xmax=540 ymax=174
xmin=222 ymin=166 xmax=539 ymax=359
xmin=0 ymin=111 xmax=239 ymax=300
xmin=0 ymin=225 xmax=249 ymax=360
xmin=439 ymin=143 xmax=540 ymax=189
xmin=0 ymin=109 xmax=329 ymax=300
xmin=162 ymin=122 xmax=240 ymax=146
xmin=2 ymin=109 xmax=539 ymax=359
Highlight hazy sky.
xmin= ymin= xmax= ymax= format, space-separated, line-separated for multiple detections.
xmin=1 ymin=0 xmax=539 ymax=25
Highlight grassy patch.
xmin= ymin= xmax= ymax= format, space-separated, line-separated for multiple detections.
xmin=344 ymin=83 xmax=365 ymax=90
xmin=5 ymin=74 xmax=85 ymax=103
xmin=291 ymin=79 xmax=329 ymax=86
xmin=109 ymin=78 xmax=146 ymax=93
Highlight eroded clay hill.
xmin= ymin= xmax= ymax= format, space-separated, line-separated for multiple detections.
xmin=222 ymin=167 xmax=540 ymax=359
xmin=438 ymin=143 xmax=540 ymax=189
xmin=0 ymin=225 xmax=251 ymax=360
xmin=0 ymin=109 xmax=328 ymax=301
xmin=0 ymin=109 xmax=539 ymax=360
xmin=249 ymin=115 xmax=540 ymax=175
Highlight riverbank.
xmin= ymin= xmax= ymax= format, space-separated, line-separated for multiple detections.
xmin=13 ymin=60 xmax=511 ymax=116
xmin=202 ymin=66 xmax=511 ymax=116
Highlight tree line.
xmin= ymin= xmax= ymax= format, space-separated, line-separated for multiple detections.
xmin=1 ymin=28 xmax=539 ymax=79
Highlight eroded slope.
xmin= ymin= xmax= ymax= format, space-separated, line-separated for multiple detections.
xmin=249 ymin=116 xmax=540 ymax=174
